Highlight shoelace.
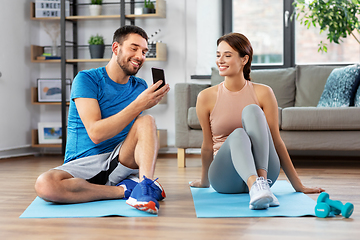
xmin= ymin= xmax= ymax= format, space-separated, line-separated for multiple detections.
xmin=140 ymin=176 xmax=159 ymax=196
xmin=255 ymin=177 xmax=272 ymax=190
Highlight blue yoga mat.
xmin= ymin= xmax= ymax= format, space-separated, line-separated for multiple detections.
xmin=190 ymin=180 xmax=316 ymax=218
xmin=20 ymin=197 xmax=157 ymax=218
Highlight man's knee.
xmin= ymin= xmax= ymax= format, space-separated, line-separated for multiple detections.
xmin=35 ymin=170 xmax=70 ymax=202
xmin=35 ymin=172 xmax=54 ymax=201
xmin=137 ymin=114 xmax=156 ymax=125
xmin=134 ymin=115 xmax=157 ymax=131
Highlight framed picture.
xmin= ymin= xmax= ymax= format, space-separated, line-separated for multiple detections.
xmin=37 ymin=79 xmax=71 ymax=102
xmin=38 ymin=122 xmax=62 ymax=144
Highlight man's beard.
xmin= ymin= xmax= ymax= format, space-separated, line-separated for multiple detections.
xmin=117 ymin=52 xmax=142 ymax=76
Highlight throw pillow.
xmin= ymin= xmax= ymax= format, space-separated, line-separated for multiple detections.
xmin=355 ymin=87 xmax=360 ymax=107
xmin=317 ymin=64 xmax=360 ymax=107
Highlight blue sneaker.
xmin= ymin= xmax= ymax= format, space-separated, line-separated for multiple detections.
xmin=116 ymin=175 xmax=139 ymax=200
xmin=126 ymin=176 xmax=166 ymax=214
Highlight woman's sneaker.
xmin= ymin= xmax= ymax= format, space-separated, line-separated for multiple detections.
xmin=126 ymin=176 xmax=166 ymax=214
xmin=269 ymin=192 xmax=280 ymax=207
xmin=249 ymin=177 xmax=273 ymax=210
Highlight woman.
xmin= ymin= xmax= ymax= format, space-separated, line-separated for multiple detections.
xmin=190 ymin=33 xmax=324 ymax=210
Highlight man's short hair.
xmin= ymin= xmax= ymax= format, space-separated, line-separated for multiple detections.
xmin=112 ymin=25 xmax=148 ymax=44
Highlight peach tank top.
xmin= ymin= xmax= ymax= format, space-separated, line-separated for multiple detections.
xmin=210 ymin=81 xmax=260 ymax=155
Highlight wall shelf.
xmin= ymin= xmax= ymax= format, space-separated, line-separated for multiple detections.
xmin=31 ymin=129 xmax=62 ymax=148
xmin=31 ymin=43 xmax=167 ymax=62
xmin=30 ymin=0 xmax=166 ymax=20
xmin=31 ymin=87 xmax=70 ymax=105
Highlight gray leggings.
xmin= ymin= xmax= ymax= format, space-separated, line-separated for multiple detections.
xmin=208 ymin=104 xmax=280 ymax=194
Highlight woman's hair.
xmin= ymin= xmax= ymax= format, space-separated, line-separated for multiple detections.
xmin=112 ymin=25 xmax=148 ymax=44
xmin=217 ymin=33 xmax=253 ymax=81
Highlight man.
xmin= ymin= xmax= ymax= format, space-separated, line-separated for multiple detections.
xmin=35 ymin=25 xmax=170 ymax=214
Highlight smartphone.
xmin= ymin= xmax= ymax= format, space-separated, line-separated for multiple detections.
xmin=151 ymin=67 xmax=165 ymax=91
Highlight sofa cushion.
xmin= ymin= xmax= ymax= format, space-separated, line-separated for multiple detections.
xmin=281 ymin=107 xmax=360 ymax=130
xmin=295 ymin=65 xmax=344 ymax=107
xmin=251 ymin=68 xmax=296 ymax=108
xmin=188 ymin=107 xmax=201 ymax=129
xmin=317 ymin=64 xmax=360 ymax=107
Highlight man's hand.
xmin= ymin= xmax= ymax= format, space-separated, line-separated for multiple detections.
xmin=134 ymin=80 xmax=170 ymax=111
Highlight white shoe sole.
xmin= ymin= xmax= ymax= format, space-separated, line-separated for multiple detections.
xmin=126 ymin=197 xmax=158 ymax=214
xmin=250 ymin=195 xmax=273 ymax=210
xmin=250 ymin=203 xmax=270 ymax=210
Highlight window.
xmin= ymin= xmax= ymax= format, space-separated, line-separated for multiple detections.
xmin=232 ymin=0 xmax=284 ymax=66
xmin=224 ymin=0 xmax=360 ymax=67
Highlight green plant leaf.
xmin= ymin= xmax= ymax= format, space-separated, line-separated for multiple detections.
xmin=91 ymin=0 xmax=102 ymax=5
xmin=144 ymin=0 xmax=155 ymax=9
xmin=88 ymin=34 xmax=104 ymax=45
xmin=293 ymin=0 xmax=360 ymax=52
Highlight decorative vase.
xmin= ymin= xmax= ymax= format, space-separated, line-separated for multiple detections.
xmin=143 ymin=8 xmax=155 ymax=14
xmin=89 ymin=44 xmax=105 ymax=59
xmin=89 ymin=5 xmax=102 ymax=16
xmin=52 ymin=39 xmax=59 ymax=56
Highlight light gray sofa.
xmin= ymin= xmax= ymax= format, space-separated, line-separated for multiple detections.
xmin=175 ymin=65 xmax=360 ymax=167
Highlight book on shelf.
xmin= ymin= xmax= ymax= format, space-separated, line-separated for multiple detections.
xmin=36 ymin=56 xmax=61 ymax=60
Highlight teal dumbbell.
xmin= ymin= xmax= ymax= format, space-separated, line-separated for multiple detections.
xmin=315 ymin=202 xmax=340 ymax=218
xmin=316 ymin=192 xmax=354 ymax=218
xmin=329 ymin=201 xmax=342 ymax=215
xmin=315 ymin=202 xmax=331 ymax=218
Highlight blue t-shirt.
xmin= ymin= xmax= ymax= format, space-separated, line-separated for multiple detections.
xmin=64 ymin=67 xmax=147 ymax=163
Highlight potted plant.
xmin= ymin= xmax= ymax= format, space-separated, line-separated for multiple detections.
xmin=88 ymin=34 xmax=105 ymax=59
xmin=143 ymin=0 xmax=155 ymax=14
xmin=293 ymin=0 xmax=360 ymax=52
xmin=89 ymin=0 xmax=103 ymax=16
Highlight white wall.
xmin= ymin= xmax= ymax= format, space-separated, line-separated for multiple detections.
xmin=0 ymin=0 xmax=40 ymax=158
xmin=0 ymin=0 xmax=221 ymax=157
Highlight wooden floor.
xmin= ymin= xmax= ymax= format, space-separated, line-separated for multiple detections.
xmin=0 ymin=154 xmax=359 ymax=240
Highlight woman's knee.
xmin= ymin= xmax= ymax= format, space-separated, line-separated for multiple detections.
xmin=242 ymin=104 xmax=263 ymax=118
xmin=228 ymin=128 xmax=250 ymax=142
xmin=242 ymin=104 xmax=267 ymax=130
xmin=230 ymin=128 xmax=246 ymax=136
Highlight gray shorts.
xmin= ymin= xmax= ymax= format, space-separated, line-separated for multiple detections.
xmin=54 ymin=142 xmax=139 ymax=186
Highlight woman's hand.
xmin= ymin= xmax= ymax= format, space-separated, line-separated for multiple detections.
xmin=297 ymin=185 xmax=325 ymax=194
xmin=189 ymin=179 xmax=210 ymax=188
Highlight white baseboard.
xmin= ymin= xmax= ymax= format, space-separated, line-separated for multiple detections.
xmin=0 ymin=146 xmax=39 ymax=159
xmin=0 ymin=146 xmax=201 ymax=159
